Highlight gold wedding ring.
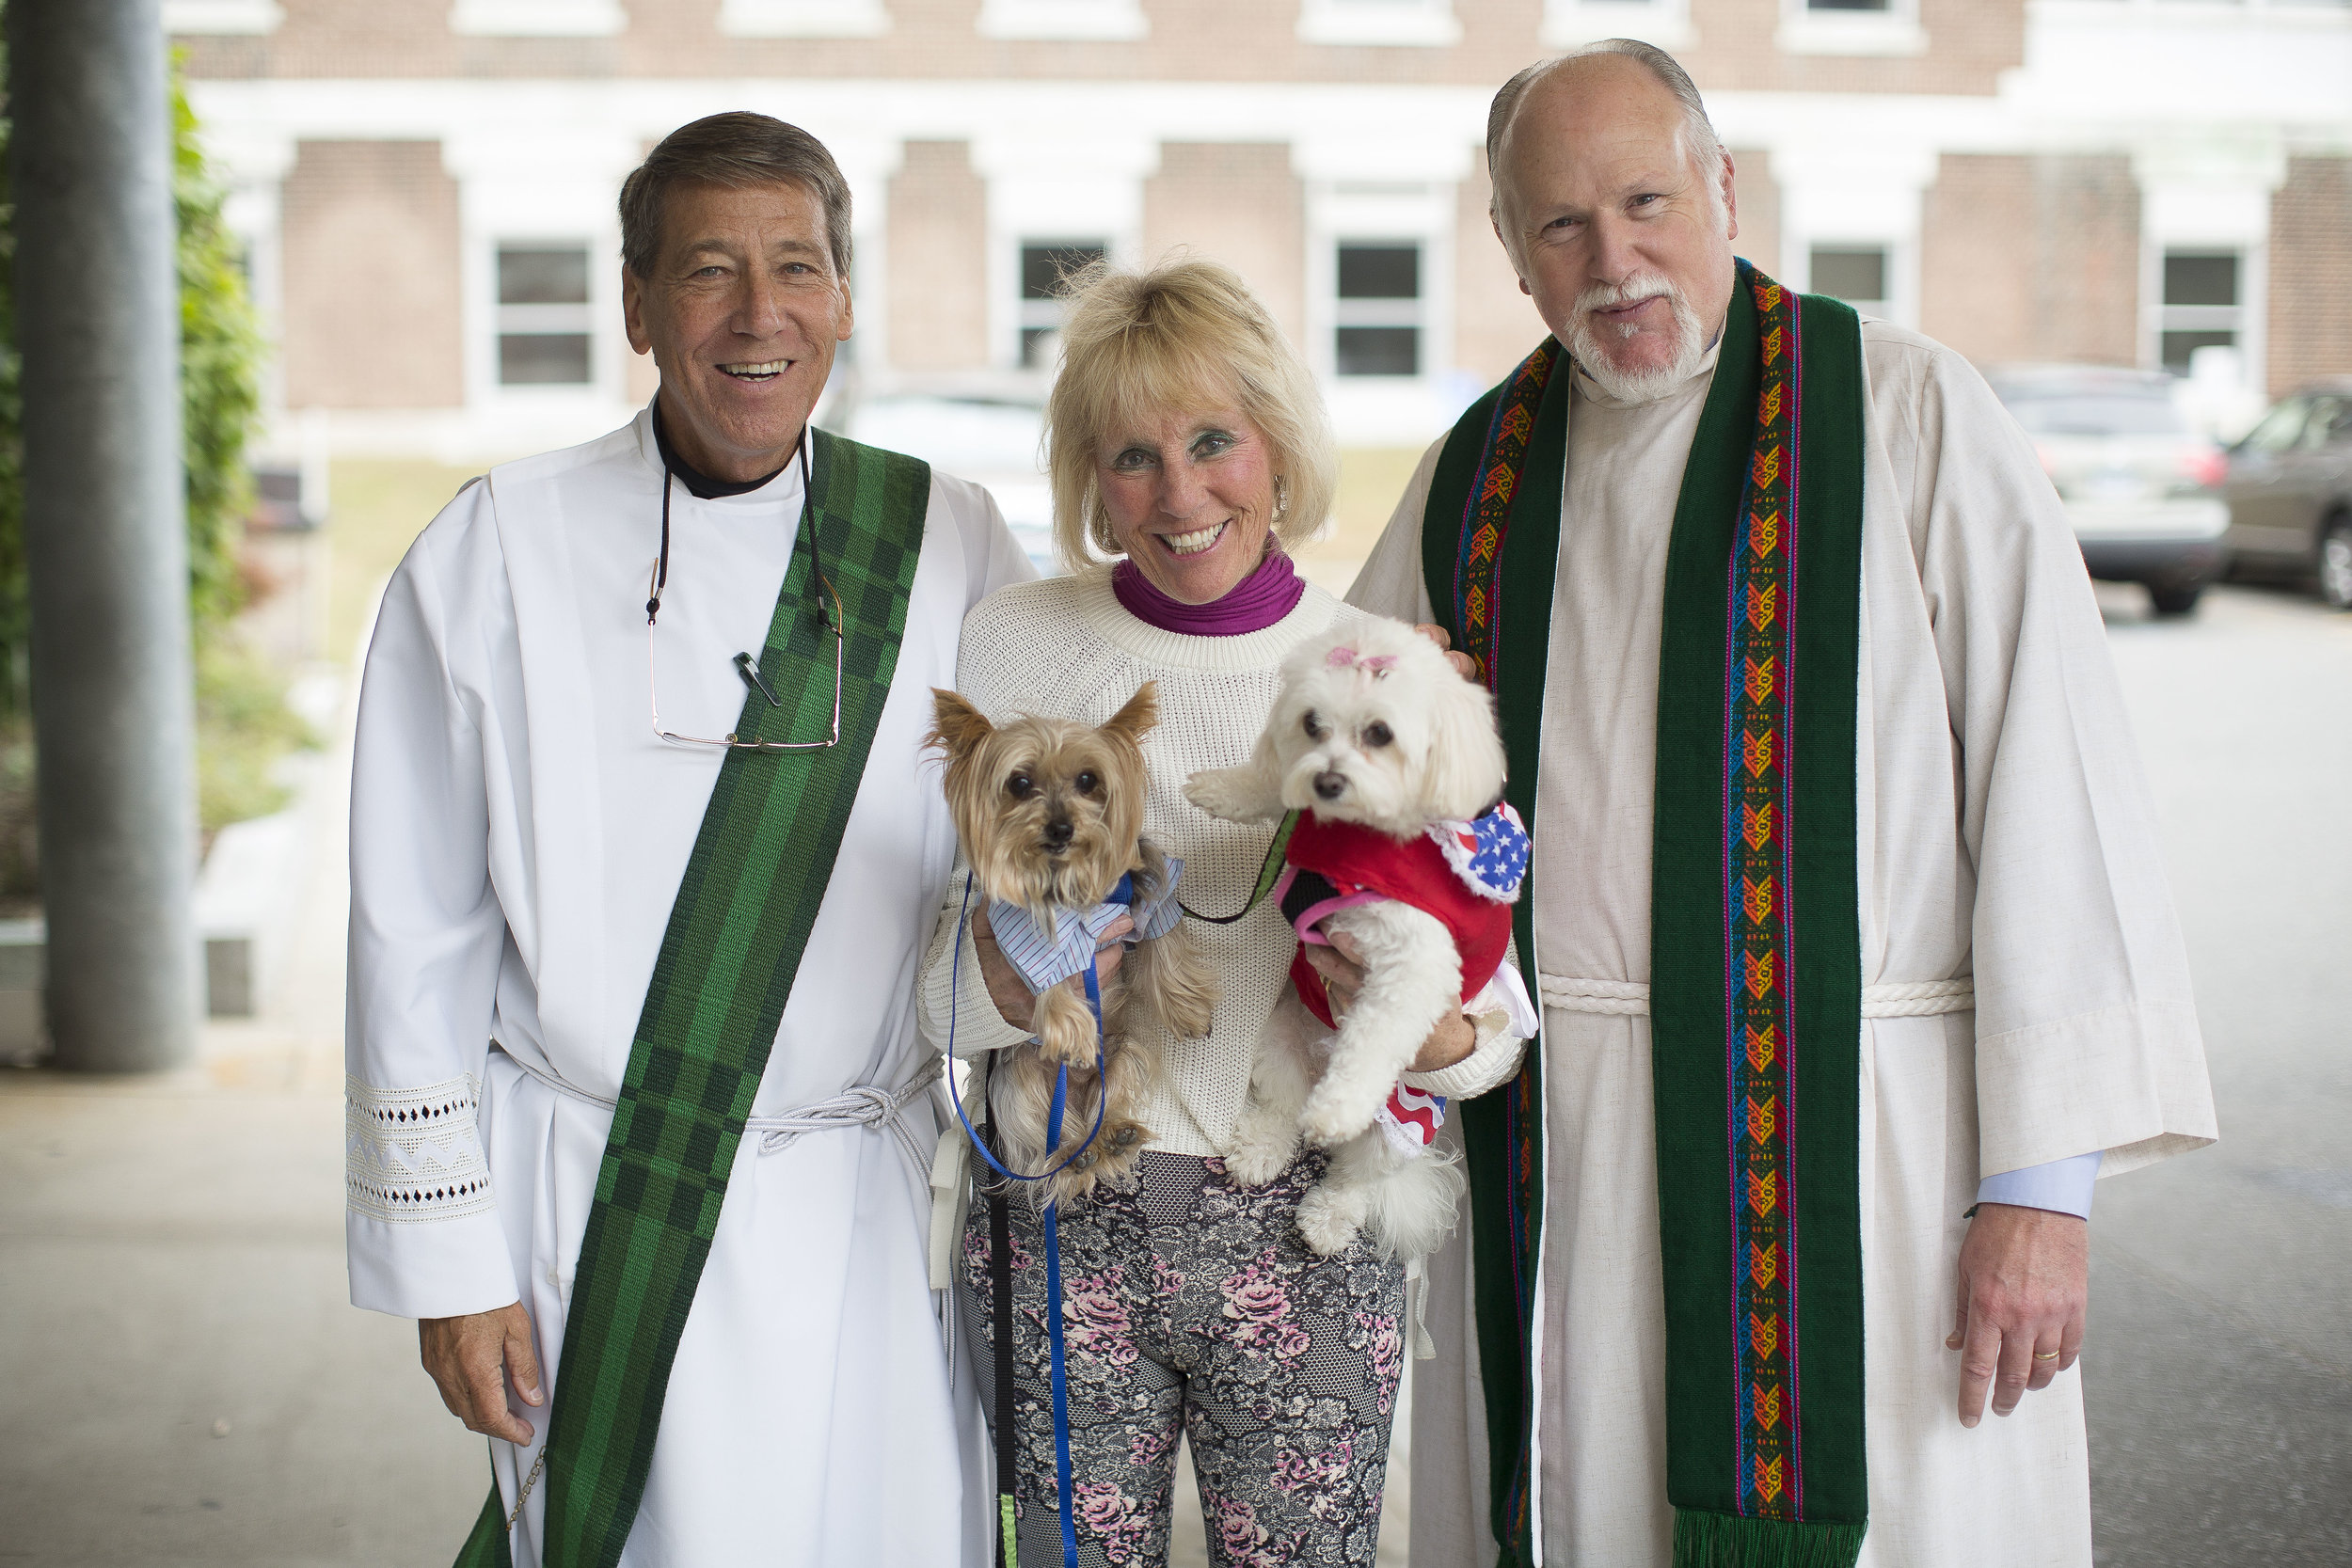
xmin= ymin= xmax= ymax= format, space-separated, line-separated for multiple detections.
xmin=2033 ymin=1350 xmax=2060 ymax=1361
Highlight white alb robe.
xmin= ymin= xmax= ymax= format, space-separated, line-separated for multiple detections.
xmin=1349 ymin=321 xmax=2217 ymax=1568
xmin=344 ymin=406 xmax=1034 ymax=1567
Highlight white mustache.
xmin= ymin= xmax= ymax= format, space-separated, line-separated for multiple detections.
xmin=1574 ymin=273 xmax=1684 ymax=321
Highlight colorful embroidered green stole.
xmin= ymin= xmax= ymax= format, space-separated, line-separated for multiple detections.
xmin=1421 ymin=262 xmax=1868 ymax=1568
xmin=453 ymin=428 xmax=931 ymax=1568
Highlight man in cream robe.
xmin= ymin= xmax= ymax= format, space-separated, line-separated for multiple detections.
xmin=344 ymin=115 xmax=1033 ymax=1565
xmin=1348 ymin=45 xmax=2216 ymax=1567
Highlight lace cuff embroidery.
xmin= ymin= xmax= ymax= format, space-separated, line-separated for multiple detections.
xmin=346 ymin=1072 xmax=496 ymax=1225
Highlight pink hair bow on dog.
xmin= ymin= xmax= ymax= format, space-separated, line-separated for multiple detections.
xmin=1325 ymin=645 xmax=1398 ymax=677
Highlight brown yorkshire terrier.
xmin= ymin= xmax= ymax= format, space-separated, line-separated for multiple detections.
xmin=928 ymin=682 xmax=1216 ymax=1206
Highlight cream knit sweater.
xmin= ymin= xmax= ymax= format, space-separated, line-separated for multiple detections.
xmin=915 ymin=568 xmax=1522 ymax=1159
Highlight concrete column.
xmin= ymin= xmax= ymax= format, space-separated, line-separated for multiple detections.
xmin=8 ymin=0 xmax=202 ymax=1070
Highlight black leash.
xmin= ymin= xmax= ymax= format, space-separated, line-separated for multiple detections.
xmin=986 ymin=1108 xmax=1019 ymax=1568
xmin=1177 ymin=810 xmax=1301 ymax=926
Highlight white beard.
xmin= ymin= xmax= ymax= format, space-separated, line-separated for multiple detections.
xmin=1566 ymin=271 xmax=1708 ymax=404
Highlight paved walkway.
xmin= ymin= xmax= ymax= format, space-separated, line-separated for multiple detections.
xmin=5 ymin=583 xmax=2344 ymax=1566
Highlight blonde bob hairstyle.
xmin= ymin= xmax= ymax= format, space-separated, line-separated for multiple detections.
xmin=1046 ymin=256 xmax=1336 ymax=574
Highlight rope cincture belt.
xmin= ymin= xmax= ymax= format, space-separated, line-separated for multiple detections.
xmin=1534 ymin=976 xmax=1977 ymax=1018
xmin=494 ymin=1043 xmax=944 ymax=1187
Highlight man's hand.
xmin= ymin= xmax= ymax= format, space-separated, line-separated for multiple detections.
xmin=1300 ymin=934 xmax=1477 ymax=1073
xmin=970 ymin=904 xmax=1132 ymax=1032
xmin=1948 ymin=1202 xmax=2089 ymax=1428
xmin=1412 ymin=622 xmax=1478 ymax=683
xmin=421 ymin=1301 xmax=543 ymax=1444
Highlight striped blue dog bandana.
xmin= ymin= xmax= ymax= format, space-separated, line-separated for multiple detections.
xmin=989 ymin=861 xmax=1186 ymax=1001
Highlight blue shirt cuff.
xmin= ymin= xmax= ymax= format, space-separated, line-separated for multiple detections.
xmin=1975 ymin=1150 xmax=2104 ymax=1219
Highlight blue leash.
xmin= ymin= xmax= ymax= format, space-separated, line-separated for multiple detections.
xmin=946 ymin=872 xmax=1104 ymax=1568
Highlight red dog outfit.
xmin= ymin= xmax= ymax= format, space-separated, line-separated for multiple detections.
xmin=1275 ymin=802 xmax=1526 ymax=1029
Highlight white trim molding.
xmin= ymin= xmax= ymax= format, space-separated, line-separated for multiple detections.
xmin=1776 ymin=0 xmax=1928 ymax=58
xmin=1540 ymin=0 xmax=1694 ymax=53
xmin=718 ymin=0 xmax=889 ymax=37
xmin=163 ymin=0 xmax=283 ymax=33
xmin=976 ymin=0 xmax=1148 ymax=41
xmin=449 ymin=0 xmax=627 ymax=38
xmin=1297 ymin=0 xmax=1463 ymax=48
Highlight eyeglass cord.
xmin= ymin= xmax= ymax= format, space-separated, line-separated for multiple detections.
xmin=645 ymin=426 xmax=827 ymax=634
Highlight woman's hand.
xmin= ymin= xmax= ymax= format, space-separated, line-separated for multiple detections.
xmin=1298 ymin=933 xmax=1478 ymax=1073
xmin=420 ymin=1301 xmax=542 ymax=1444
xmin=970 ymin=904 xmax=1134 ymax=1031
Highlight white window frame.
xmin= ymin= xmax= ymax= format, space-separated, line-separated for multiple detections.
xmin=1540 ymin=0 xmax=1694 ymax=51
xmin=2145 ymin=244 xmax=2265 ymax=387
xmin=162 ymin=0 xmax=283 ymax=32
xmin=1329 ymin=240 xmax=1431 ymax=379
xmin=450 ymin=0 xmax=627 ymax=38
xmin=1775 ymin=0 xmax=1928 ymax=56
xmin=1305 ymin=181 xmax=1455 ymax=444
xmin=1801 ymin=241 xmax=1899 ymax=320
xmin=1013 ymin=239 xmax=1112 ymax=369
xmin=489 ymin=240 xmax=600 ymax=392
xmin=718 ymin=0 xmax=888 ymax=36
xmin=975 ymin=139 xmax=1153 ymax=374
xmin=976 ymin=0 xmax=1148 ymax=41
xmin=1296 ymin=0 xmax=1463 ymax=47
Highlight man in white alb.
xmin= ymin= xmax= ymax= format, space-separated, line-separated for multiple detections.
xmin=344 ymin=113 xmax=1030 ymax=1566
xmin=1345 ymin=43 xmax=2217 ymax=1568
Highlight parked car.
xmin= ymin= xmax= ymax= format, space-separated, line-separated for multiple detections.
xmin=2218 ymin=382 xmax=2352 ymax=610
xmin=1983 ymin=365 xmax=2231 ymax=616
xmin=834 ymin=390 xmax=1056 ymax=573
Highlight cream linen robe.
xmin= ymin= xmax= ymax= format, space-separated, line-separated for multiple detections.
xmin=1348 ymin=320 xmax=2217 ymax=1568
xmin=344 ymin=407 xmax=1034 ymax=1567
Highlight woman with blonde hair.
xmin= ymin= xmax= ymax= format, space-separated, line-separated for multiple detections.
xmin=917 ymin=257 xmax=1526 ymax=1565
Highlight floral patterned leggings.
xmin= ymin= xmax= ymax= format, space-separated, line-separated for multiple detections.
xmin=961 ymin=1148 xmax=1407 ymax=1568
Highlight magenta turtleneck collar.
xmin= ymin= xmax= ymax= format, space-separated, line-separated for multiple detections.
xmin=1111 ymin=549 xmax=1306 ymax=637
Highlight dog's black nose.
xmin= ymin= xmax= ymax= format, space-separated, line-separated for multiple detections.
xmin=1042 ymin=817 xmax=1073 ymax=847
xmin=1313 ymin=770 xmax=1346 ymax=801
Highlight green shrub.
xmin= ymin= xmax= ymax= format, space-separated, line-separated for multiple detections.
xmin=0 ymin=29 xmax=296 ymax=896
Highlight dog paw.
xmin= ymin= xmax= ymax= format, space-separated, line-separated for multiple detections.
xmin=1184 ymin=768 xmax=1278 ymax=824
xmin=1295 ymin=1185 xmax=1364 ymax=1257
xmin=1297 ymin=1086 xmax=1382 ymax=1148
xmin=1224 ymin=1135 xmax=1294 ymax=1188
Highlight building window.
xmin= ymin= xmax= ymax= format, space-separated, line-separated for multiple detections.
xmin=450 ymin=0 xmax=627 ymax=37
xmin=1297 ymin=0 xmax=1463 ymax=47
xmin=1334 ymin=242 xmax=1422 ymax=377
xmin=1541 ymin=0 xmax=1692 ymax=50
xmin=719 ymin=0 xmax=887 ymax=34
xmin=163 ymin=0 xmax=283 ymax=31
xmin=1777 ymin=0 xmax=1925 ymax=55
xmin=1809 ymin=245 xmax=1889 ymax=314
xmin=1019 ymin=242 xmax=1106 ymax=368
xmin=2159 ymin=250 xmax=2242 ymax=374
xmin=977 ymin=0 xmax=1147 ymax=40
xmin=497 ymin=245 xmax=594 ymax=387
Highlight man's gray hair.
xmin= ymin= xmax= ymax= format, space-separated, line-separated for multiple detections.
xmin=1486 ymin=40 xmax=1727 ymax=207
xmin=619 ymin=112 xmax=853 ymax=281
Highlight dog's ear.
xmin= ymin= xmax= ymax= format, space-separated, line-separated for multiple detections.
xmin=927 ymin=689 xmax=995 ymax=762
xmin=1415 ymin=671 xmax=1509 ymax=822
xmin=1101 ymin=681 xmax=1160 ymax=750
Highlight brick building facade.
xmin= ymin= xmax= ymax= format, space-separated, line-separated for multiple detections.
xmin=172 ymin=0 xmax=2352 ymax=457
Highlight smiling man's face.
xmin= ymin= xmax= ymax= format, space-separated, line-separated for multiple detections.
xmin=623 ymin=179 xmax=852 ymax=482
xmin=1493 ymin=55 xmax=1738 ymax=400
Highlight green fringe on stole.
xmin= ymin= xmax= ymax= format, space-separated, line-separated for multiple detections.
xmin=1675 ymin=1509 xmax=1869 ymax=1568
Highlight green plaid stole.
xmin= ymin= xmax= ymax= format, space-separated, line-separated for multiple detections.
xmin=1422 ymin=262 xmax=1868 ymax=1568
xmin=453 ymin=428 xmax=931 ymax=1568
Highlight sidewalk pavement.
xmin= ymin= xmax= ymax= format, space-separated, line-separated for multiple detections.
xmin=0 ymin=637 xmax=1411 ymax=1568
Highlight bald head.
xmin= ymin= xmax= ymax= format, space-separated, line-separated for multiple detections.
xmin=1483 ymin=45 xmax=1740 ymax=403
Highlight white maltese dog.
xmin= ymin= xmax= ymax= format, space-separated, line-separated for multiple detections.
xmin=1186 ymin=617 xmax=1531 ymax=1259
